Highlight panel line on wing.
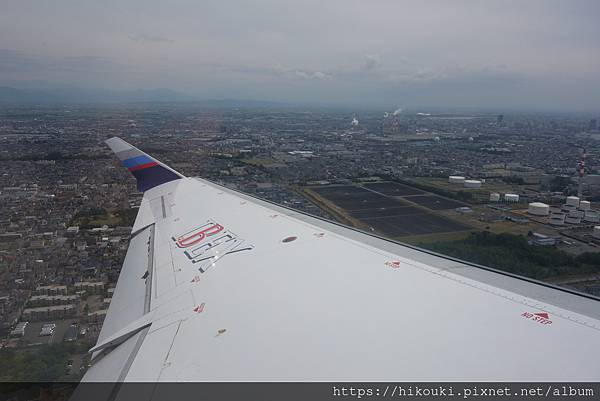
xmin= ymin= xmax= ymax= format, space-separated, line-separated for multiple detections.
xmin=144 ymin=224 xmax=155 ymax=314
xmin=116 ymin=327 xmax=151 ymax=382
xmin=158 ymin=320 xmax=183 ymax=379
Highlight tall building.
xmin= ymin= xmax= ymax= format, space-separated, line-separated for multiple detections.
xmin=589 ymin=118 xmax=597 ymax=131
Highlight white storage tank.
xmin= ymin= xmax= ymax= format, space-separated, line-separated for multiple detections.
xmin=594 ymin=226 xmax=600 ymax=239
xmin=579 ymin=200 xmax=591 ymax=210
xmin=566 ymin=196 xmax=580 ymax=207
xmin=528 ymin=202 xmax=550 ymax=216
xmin=549 ymin=213 xmax=565 ymax=226
xmin=490 ymin=192 xmax=500 ymax=202
xmin=504 ymin=193 xmax=519 ymax=202
xmin=449 ymin=176 xmax=466 ymax=184
xmin=464 ymin=179 xmax=482 ymax=189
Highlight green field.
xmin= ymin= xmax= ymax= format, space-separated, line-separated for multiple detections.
xmin=420 ymin=232 xmax=600 ymax=280
xmin=72 ymin=208 xmax=137 ymax=228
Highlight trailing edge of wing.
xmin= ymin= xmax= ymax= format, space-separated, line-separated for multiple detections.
xmin=106 ymin=137 xmax=184 ymax=192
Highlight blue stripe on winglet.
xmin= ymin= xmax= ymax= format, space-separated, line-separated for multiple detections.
xmin=122 ymin=155 xmax=153 ymax=168
xmin=130 ymin=165 xmax=182 ymax=192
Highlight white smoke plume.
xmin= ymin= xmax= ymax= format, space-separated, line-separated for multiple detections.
xmin=351 ymin=117 xmax=359 ymax=126
xmin=392 ymin=108 xmax=403 ymax=116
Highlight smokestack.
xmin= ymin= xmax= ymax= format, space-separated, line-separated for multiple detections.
xmin=578 ymin=148 xmax=586 ymax=198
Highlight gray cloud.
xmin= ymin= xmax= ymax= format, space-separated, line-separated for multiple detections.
xmin=0 ymin=0 xmax=599 ymax=110
xmin=363 ymin=54 xmax=381 ymax=71
xmin=272 ymin=65 xmax=332 ymax=80
xmin=129 ymin=34 xmax=175 ymax=44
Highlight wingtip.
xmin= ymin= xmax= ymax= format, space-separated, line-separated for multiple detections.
xmin=105 ymin=137 xmax=184 ymax=191
xmin=105 ymin=137 xmax=133 ymax=154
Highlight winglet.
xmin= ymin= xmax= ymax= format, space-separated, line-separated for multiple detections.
xmin=106 ymin=137 xmax=184 ymax=192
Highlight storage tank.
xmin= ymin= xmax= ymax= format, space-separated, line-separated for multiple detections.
xmin=549 ymin=213 xmax=565 ymax=226
xmin=566 ymin=196 xmax=580 ymax=207
xmin=579 ymin=200 xmax=591 ymax=211
xmin=594 ymin=226 xmax=600 ymax=239
xmin=504 ymin=193 xmax=519 ymax=202
xmin=565 ymin=214 xmax=581 ymax=224
xmin=489 ymin=192 xmax=500 ymax=202
xmin=528 ymin=202 xmax=549 ymax=216
xmin=449 ymin=176 xmax=465 ymax=184
xmin=561 ymin=204 xmax=577 ymax=213
xmin=464 ymin=179 xmax=482 ymax=189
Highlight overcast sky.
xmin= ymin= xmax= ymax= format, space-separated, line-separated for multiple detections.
xmin=1 ymin=0 xmax=599 ymax=110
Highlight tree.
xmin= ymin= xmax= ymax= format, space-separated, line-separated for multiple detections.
xmin=549 ymin=176 xmax=572 ymax=192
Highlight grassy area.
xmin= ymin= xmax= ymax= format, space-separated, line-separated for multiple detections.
xmin=0 ymin=343 xmax=88 ymax=382
xmin=240 ymin=158 xmax=278 ymax=167
xmin=420 ymin=231 xmax=600 ymax=280
xmin=72 ymin=208 xmax=137 ymax=228
xmin=400 ymin=230 xmax=475 ymax=246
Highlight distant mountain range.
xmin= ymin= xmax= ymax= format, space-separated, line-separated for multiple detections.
xmin=0 ymin=86 xmax=302 ymax=108
xmin=0 ymin=87 xmax=198 ymax=104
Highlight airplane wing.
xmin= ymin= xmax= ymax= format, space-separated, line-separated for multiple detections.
xmin=82 ymin=137 xmax=600 ymax=384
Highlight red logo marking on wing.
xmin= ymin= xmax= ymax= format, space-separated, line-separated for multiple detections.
xmin=521 ymin=311 xmax=552 ymax=325
xmin=193 ymin=303 xmax=205 ymax=313
xmin=175 ymin=223 xmax=224 ymax=248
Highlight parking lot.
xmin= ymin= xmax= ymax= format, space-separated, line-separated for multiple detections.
xmin=21 ymin=319 xmax=78 ymax=345
xmin=363 ymin=182 xmax=426 ymax=196
xmin=309 ymin=183 xmax=470 ymax=237
xmin=403 ymin=194 xmax=467 ymax=210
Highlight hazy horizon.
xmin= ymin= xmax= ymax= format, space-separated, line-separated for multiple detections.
xmin=2 ymin=0 xmax=600 ymax=111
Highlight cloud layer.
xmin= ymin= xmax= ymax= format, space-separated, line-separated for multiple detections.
xmin=1 ymin=0 xmax=599 ymax=110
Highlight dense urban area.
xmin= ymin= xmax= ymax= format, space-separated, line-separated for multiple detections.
xmin=1 ymin=103 xmax=600 ymax=381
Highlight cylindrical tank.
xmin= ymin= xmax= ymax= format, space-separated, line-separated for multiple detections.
xmin=490 ymin=192 xmax=500 ymax=202
xmin=504 ymin=193 xmax=519 ymax=202
xmin=594 ymin=226 xmax=600 ymax=239
xmin=464 ymin=179 xmax=482 ymax=189
xmin=562 ymin=204 xmax=577 ymax=213
xmin=579 ymin=200 xmax=591 ymax=211
xmin=549 ymin=213 xmax=565 ymax=226
xmin=528 ymin=202 xmax=549 ymax=216
xmin=565 ymin=214 xmax=581 ymax=224
xmin=449 ymin=176 xmax=466 ymax=184
xmin=566 ymin=196 xmax=580 ymax=207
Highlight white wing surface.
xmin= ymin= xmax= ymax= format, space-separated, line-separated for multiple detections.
xmin=82 ymin=137 xmax=600 ymax=383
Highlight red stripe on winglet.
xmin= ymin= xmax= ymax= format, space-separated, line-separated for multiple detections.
xmin=128 ymin=161 xmax=158 ymax=171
